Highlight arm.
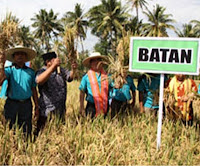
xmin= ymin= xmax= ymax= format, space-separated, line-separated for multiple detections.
xmin=182 ymin=79 xmax=198 ymax=102
xmin=69 ymin=62 xmax=78 ymax=80
xmin=0 ymin=52 xmax=6 ymax=86
xmin=36 ymin=58 xmax=60 ymax=85
xmin=0 ymin=70 xmax=6 ymax=86
xmin=139 ymin=91 xmax=144 ymax=113
xmin=79 ymin=90 xmax=85 ymax=116
xmin=129 ymin=76 xmax=136 ymax=108
xmin=32 ymin=87 xmax=39 ymax=118
xmin=131 ymin=90 xmax=136 ymax=108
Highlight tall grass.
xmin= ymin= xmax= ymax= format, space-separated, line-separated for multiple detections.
xmin=0 ymin=80 xmax=200 ymax=165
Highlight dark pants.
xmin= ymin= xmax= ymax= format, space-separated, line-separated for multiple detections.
xmin=35 ymin=108 xmax=66 ymax=136
xmin=4 ymin=98 xmax=32 ymax=136
xmin=111 ymin=99 xmax=127 ymax=119
xmin=85 ymin=102 xmax=109 ymax=119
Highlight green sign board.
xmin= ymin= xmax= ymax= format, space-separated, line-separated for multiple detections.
xmin=129 ymin=37 xmax=200 ymax=75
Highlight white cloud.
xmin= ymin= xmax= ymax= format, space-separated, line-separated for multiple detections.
xmin=149 ymin=0 xmax=200 ymax=24
xmin=1 ymin=0 xmax=200 ymax=51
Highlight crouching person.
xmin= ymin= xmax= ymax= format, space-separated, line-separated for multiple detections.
xmin=167 ymin=74 xmax=197 ymax=126
xmin=110 ymin=73 xmax=136 ymax=119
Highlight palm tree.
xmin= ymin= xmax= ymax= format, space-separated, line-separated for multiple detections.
xmin=127 ymin=0 xmax=149 ymax=20
xmin=62 ymin=3 xmax=88 ymax=52
xmin=87 ymin=0 xmax=130 ymax=54
xmin=31 ymin=9 xmax=63 ymax=52
xmin=17 ymin=26 xmax=35 ymax=47
xmin=190 ymin=20 xmax=200 ymax=37
xmin=175 ymin=23 xmax=196 ymax=37
xmin=142 ymin=4 xmax=175 ymax=37
xmin=124 ymin=16 xmax=143 ymax=36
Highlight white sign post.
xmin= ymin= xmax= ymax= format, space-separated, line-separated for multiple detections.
xmin=157 ymin=74 xmax=164 ymax=149
xmin=129 ymin=37 xmax=200 ymax=150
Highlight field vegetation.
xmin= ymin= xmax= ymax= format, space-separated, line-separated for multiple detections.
xmin=0 ymin=80 xmax=200 ymax=165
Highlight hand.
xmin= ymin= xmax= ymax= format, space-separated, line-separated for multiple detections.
xmin=188 ymin=92 xmax=194 ymax=98
xmin=52 ymin=58 xmax=60 ymax=68
xmin=181 ymin=95 xmax=189 ymax=102
xmin=71 ymin=61 xmax=78 ymax=71
xmin=114 ymin=83 xmax=121 ymax=89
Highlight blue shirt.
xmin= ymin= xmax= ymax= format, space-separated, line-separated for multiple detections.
xmin=137 ymin=74 xmax=161 ymax=109
xmin=79 ymin=72 xmax=111 ymax=103
xmin=4 ymin=64 xmax=36 ymax=100
xmin=111 ymin=75 xmax=136 ymax=102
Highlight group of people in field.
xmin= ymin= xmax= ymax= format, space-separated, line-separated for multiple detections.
xmin=0 ymin=46 xmax=199 ymax=138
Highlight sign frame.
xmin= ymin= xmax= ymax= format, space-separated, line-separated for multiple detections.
xmin=129 ymin=37 xmax=200 ymax=75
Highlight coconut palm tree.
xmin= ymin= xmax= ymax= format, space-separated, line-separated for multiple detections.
xmin=175 ymin=23 xmax=197 ymax=37
xmin=31 ymin=9 xmax=63 ymax=52
xmin=142 ymin=4 xmax=175 ymax=37
xmin=62 ymin=3 xmax=88 ymax=52
xmin=17 ymin=26 xmax=35 ymax=47
xmin=190 ymin=20 xmax=200 ymax=37
xmin=127 ymin=0 xmax=149 ymax=20
xmin=87 ymin=0 xmax=130 ymax=54
xmin=124 ymin=16 xmax=143 ymax=36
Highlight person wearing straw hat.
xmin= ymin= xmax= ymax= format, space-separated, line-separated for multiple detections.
xmin=35 ymin=51 xmax=77 ymax=135
xmin=0 ymin=46 xmax=38 ymax=136
xmin=79 ymin=52 xmax=111 ymax=118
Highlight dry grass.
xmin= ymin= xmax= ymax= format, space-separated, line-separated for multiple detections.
xmin=0 ymin=80 xmax=200 ymax=165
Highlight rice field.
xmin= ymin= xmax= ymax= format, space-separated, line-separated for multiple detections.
xmin=0 ymin=80 xmax=200 ymax=165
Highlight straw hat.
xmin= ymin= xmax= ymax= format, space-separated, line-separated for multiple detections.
xmin=83 ymin=52 xmax=106 ymax=67
xmin=5 ymin=46 xmax=37 ymax=62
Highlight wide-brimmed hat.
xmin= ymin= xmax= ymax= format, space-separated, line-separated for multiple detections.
xmin=5 ymin=46 xmax=37 ymax=62
xmin=83 ymin=52 xmax=106 ymax=67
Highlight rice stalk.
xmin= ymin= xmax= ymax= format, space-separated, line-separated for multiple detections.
xmin=164 ymin=88 xmax=182 ymax=120
xmin=116 ymin=30 xmax=132 ymax=63
xmin=0 ymin=12 xmax=19 ymax=52
xmin=63 ymin=26 xmax=77 ymax=63
xmin=104 ymin=55 xmax=128 ymax=88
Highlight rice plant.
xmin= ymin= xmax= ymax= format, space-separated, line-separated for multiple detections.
xmin=0 ymin=80 xmax=200 ymax=165
xmin=0 ymin=12 xmax=19 ymax=51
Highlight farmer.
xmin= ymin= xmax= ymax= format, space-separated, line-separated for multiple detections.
xmin=110 ymin=72 xmax=136 ymax=119
xmin=0 ymin=46 xmax=38 ymax=136
xmin=166 ymin=74 xmax=197 ymax=126
xmin=138 ymin=73 xmax=166 ymax=116
xmin=35 ymin=51 xmax=77 ymax=135
xmin=79 ymin=52 xmax=111 ymax=118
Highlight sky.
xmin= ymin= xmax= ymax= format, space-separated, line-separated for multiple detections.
xmin=1 ymin=0 xmax=200 ymax=52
